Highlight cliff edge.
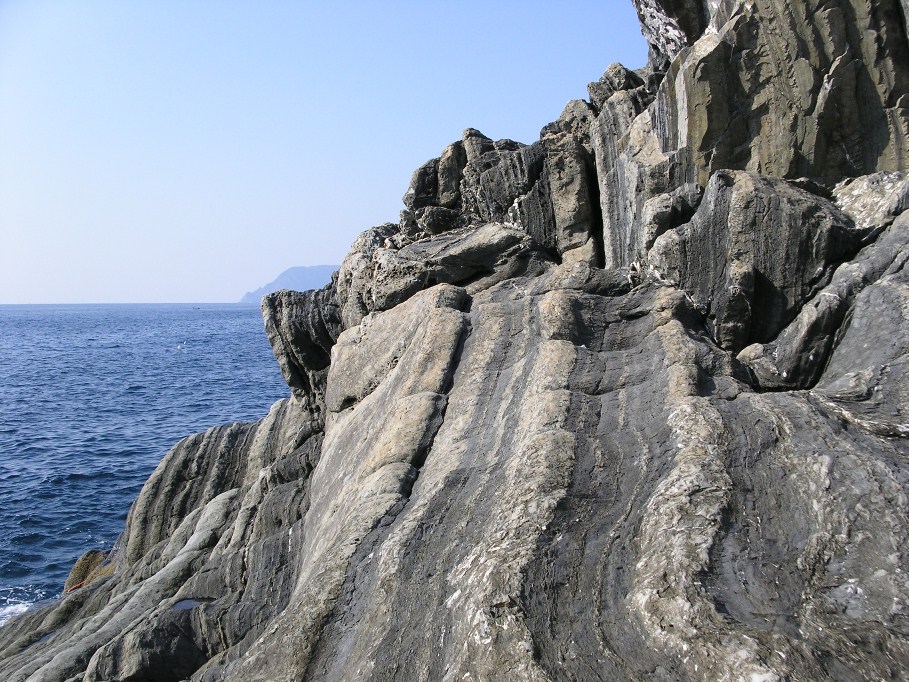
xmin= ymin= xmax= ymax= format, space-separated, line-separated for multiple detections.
xmin=3 ymin=1 xmax=909 ymax=680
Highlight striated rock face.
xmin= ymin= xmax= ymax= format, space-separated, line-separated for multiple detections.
xmin=262 ymin=284 xmax=341 ymax=401
xmin=649 ymin=170 xmax=862 ymax=352
xmin=609 ymin=0 xmax=909 ymax=272
xmin=3 ymin=1 xmax=909 ymax=680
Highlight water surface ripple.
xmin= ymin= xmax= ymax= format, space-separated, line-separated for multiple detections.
xmin=0 ymin=304 xmax=288 ymax=624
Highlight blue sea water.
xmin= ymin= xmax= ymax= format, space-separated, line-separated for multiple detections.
xmin=0 ymin=304 xmax=289 ymax=626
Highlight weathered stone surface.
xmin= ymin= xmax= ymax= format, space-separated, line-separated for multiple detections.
xmin=536 ymin=132 xmax=598 ymax=263
xmin=0 ymin=398 xmax=320 ymax=682
xmin=587 ymin=62 xmax=645 ymax=110
xmin=739 ymin=211 xmax=909 ymax=389
xmin=325 ymin=285 xmax=468 ymax=414
xmin=335 ymin=221 xmax=549 ymax=331
xmin=602 ymin=0 xmax=909 ymax=269
xmin=404 ymin=124 xmax=604 ymax=265
xmin=436 ymin=141 xmax=467 ymax=209
xmin=833 ymin=171 xmax=909 ymax=230
xmin=335 ymin=222 xmax=402 ymax=329
xmin=262 ymin=284 xmax=341 ymax=401
xmin=5 ymin=234 xmax=909 ymax=682
xmin=631 ymin=0 xmax=710 ymax=65
xmin=649 ymin=170 xmax=861 ymax=352
xmin=3 ymin=0 xmax=909 ymax=680
xmin=639 ymin=181 xmax=701 ymax=250
xmin=414 ymin=205 xmax=462 ymax=235
xmin=62 ymin=551 xmax=107 ymax=593
xmin=540 ymin=99 xmax=597 ymax=152
xmin=402 ymin=142 xmax=468 ymax=213
xmin=591 ymin=73 xmax=658 ymax=268
xmin=460 ymin=135 xmax=548 ymax=227
xmin=401 ymin=157 xmax=438 ymax=211
xmin=813 ymin=257 xmax=909 ymax=437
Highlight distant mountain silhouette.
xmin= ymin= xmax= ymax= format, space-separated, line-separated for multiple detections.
xmin=239 ymin=265 xmax=336 ymax=305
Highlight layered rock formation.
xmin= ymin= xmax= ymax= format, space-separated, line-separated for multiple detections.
xmin=3 ymin=1 xmax=909 ymax=680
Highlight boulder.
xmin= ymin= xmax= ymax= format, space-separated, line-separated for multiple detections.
xmin=262 ymin=284 xmax=341 ymax=401
xmin=649 ymin=170 xmax=861 ymax=352
xmin=739 ymin=210 xmax=909 ymax=389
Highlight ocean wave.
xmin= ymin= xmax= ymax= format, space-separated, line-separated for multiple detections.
xmin=0 ymin=602 xmax=30 ymax=627
xmin=0 ymin=585 xmax=52 ymax=628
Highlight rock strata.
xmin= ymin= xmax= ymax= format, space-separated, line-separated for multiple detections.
xmin=3 ymin=1 xmax=909 ymax=680
xmin=649 ymin=170 xmax=861 ymax=352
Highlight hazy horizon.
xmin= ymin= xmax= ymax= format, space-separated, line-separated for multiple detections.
xmin=0 ymin=1 xmax=648 ymax=304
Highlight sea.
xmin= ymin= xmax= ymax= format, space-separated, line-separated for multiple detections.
xmin=0 ymin=304 xmax=289 ymax=627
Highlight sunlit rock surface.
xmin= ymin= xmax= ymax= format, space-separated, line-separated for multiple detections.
xmin=3 ymin=1 xmax=909 ymax=680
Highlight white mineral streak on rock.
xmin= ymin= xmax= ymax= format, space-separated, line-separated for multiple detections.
xmin=628 ymin=290 xmax=776 ymax=681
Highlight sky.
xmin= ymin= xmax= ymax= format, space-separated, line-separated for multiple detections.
xmin=0 ymin=1 xmax=648 ymax=303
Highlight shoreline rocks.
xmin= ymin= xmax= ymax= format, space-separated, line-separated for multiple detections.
xmin=3 ymin=1 xmax=909 ymax=679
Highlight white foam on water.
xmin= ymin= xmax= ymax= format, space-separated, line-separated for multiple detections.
xmin=0 ymin=602 xmax=32 ymax=627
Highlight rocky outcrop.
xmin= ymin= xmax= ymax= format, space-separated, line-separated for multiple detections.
xmin=3 ymin=1 xmax=909 ymax=680
xmin=62 ymin=552 xmax=107 ymax=594
xmin=0 ymin=398 xmax=322 ymax=682
xmin=402 ymin=125 xmax=602 ymax=267
xmin=604 ymin=0 xmax=909 ymax=272
xmin=262 ymin=284 xmax=341 ymax=401
xmin=649 ymin=170 xmax=862 ymax=352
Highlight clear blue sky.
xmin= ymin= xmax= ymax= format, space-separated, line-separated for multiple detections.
xmin=0 ymin=1 xmax=647 ymax=303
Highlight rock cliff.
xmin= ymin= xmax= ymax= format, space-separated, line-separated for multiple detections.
xmin=3 ymin=1 xmax=909 ymax=680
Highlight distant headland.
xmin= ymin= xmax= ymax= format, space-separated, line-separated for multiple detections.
xmin=238 ymin=265 xmax=337 ymax=305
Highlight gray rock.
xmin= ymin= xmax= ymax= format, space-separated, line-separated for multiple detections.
xmin=540 ymin=99 xmax=597 ymax=152
xmin=414 ymin=205 xmax=462 ymax=235
xmin=533 ymin=132 xmax=599 ymax=263
xmin=631 ymin=0 xmax=711 ymax=66
xmin=591 ymin=78 xmax=659 ymax=269
xmin=5 ymin=231 xmax=909 ymax=681
xmin=335 ymin=221 xmax=549 ymax=330
xmin=404 ymin=125 xmax=603 ymax=265
xmin=436 ymin=141 xmax=467 ymax=209
xmin=601 ymin=0 xmax=909 ymax=269
xmin=461 ymin=126 xmax=495 ymax=162
xmin=587 ymin=62 xmax=646 ymax=110
xmin=402 ymin=142 xmax=468 ymax=213
xmin=262 ymin=284 xmax=341 ymax=401
xmin=739 ymin=210 xmax=909 ymax=389
xmin=649 ymin=170 xmax=861 ymax=352
xmin=833 ymin=171 xmax=909 ymax=231
xmin=3 ymin=0 xmax=909 ymax=680
xmin=335 ymin=222 xmax=403 ymax=329
xmin=0 ymin=398 xmax=320 ymax=682
xmin=402 ymin=158 xmax=438 ymax=211
xmin=813 ymin=257 xmax=909 ymax=437
xmin=459 ymin=135 xmax=548 ymax=230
